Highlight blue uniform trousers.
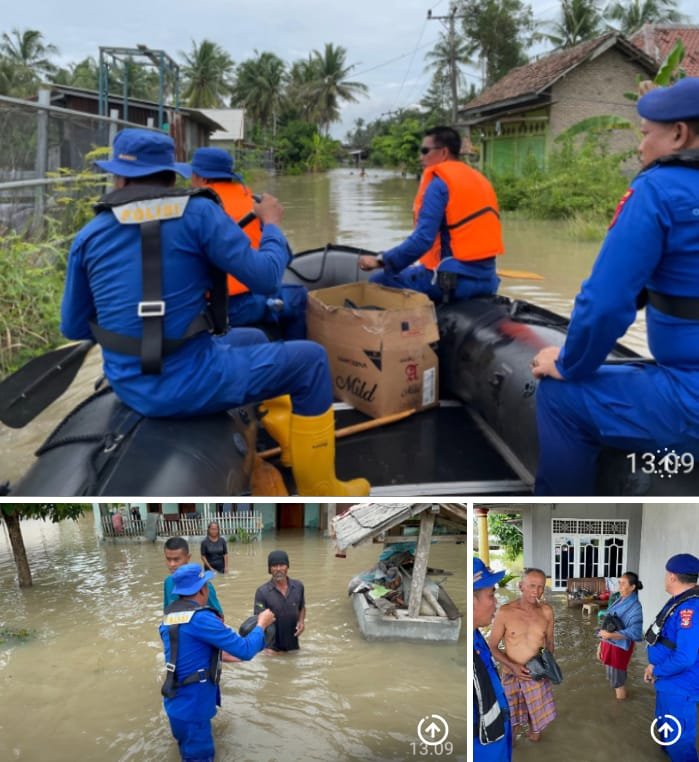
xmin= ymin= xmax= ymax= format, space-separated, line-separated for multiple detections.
xmin=228 ymin=284 xmax=307 ymax=340
xmin=656 ymin=692 xmax=699 ymax=762
xmin=370 ymin=264 xmax=498 ymax=304
xmin=167 ymin=715 xmax=215 ymax=762
xmin=535 ymin=364 xmax=699 ymax=495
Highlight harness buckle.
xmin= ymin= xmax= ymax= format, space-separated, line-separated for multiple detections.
xmin=138 ymin=300 xmax=166 ymax=317
xmin=197 ymin=668 xmax=208 ymax=683
xmin=165 ymin=662 xmax=176 ymax=673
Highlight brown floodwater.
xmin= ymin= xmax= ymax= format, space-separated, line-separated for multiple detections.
xmin=0 ymin=168 xmax=648 ymax=485
xmin=0 ymin=514 xmax=466 ymax=761
xmin=481 ymin=586 xmax=668 ymax=761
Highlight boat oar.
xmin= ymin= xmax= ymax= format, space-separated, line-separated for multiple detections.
xmin=0 ymin=340 xmax=95 ymax=428
xmin=497 ymin=268 xmax=544 ymax=280
xmin=250 ymin=454 xmax=289 ymax=496
xmin=258 ymin=407 xmax=417 ymax=460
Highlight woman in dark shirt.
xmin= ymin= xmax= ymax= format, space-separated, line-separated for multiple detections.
xmin=201 ymin=522 xmax=228 ymax=574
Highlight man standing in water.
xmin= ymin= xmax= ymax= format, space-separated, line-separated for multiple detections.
xmin=473 ymin=557 xmax=512 ymax=761
xmin=644 ymin=553 xmax=699 ymax=762
xmin=488 ymin=568 xmax=556 ymax=742
xmin=254 ymin=550 xmax=305 ymax=652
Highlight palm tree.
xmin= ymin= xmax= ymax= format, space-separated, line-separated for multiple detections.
xmin=425 ymin=31 xmax=472 ymax=121
xmin=180 ymin=39 xmax=234 ymax=108
xmin=545 ymin=0 xmax=605 ymax=48
xmin=232 ymin=51 xmax=287 ymax=135
xmin=605 ymin=0 xmax=688 ymax=36
xmin=305 ymin=43 xmax=368 ymax=135
xmin=53 ymin=57 xmax=100 ymax=90
xmin=0 ymin=28 xmax=58 ymax=96
xmin=285 ymin=56 xmax=321 ymax=124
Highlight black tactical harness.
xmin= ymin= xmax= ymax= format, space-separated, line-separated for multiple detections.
xmin=161 ymin=598 xmax=223 ymax=699
xmin=644 ymin=586 xmax=699 ymax=650
xmin=90 ymin=186 xmax=229 ymax=374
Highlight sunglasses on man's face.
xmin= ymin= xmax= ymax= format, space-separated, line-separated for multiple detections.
xmin=419 ymin=145 xmax=441 ymax=155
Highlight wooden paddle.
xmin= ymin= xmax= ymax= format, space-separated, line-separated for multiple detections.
xmin=497 ymin=268 xmax=544 ymax=280
xmin=258 ymin=407 xmax=417 ymax=460
xmin=0 ymin=340 xmax=95 ymax=428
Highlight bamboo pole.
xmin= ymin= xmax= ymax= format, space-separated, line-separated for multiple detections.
xmin=258 ymin=408 xmax=417 ymax=460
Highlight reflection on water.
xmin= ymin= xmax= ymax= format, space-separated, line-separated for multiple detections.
xmin=0 ymin=168 xmax=648 ymax=483
xmin=487 ymin=586 xmax=665 ymax=761
xmin=0 ymin=515 xmax=466 ymax=762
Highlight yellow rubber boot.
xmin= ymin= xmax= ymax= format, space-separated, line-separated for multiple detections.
xmin=259 ymin=395 xmax=292 ymax=467
xmin=290 ymin=408 xmax=371 ymax=497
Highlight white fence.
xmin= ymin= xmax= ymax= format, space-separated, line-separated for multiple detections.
xmin=101 ymin=511 xmax=263 ymax=540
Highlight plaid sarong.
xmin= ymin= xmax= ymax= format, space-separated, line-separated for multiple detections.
xmin=502 ymin=671 xmax=557 ymax=733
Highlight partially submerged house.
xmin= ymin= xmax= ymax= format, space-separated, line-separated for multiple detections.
xmin=332 ymin=503 xmax=466 ymax=642
xmin=459 ymin=33 xmax=658 ymax=176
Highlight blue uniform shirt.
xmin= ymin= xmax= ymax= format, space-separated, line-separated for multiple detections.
xmin=474 ymin=628 xmax=512 ymax=761
xmin=61 ymin=194 xmax=292 ymax=417
xmin=557 ymin=162 xmax=699 ymax=381
xmin=159 ymin=608 xmax=264 ymax=721
xmin=648 ymin=592 xmax=699 ymax=697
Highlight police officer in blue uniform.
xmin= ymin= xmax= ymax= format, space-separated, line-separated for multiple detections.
xmin=61 ymin=129 xmax=369 ymax=496
xmin=644 ymin=553 xmax=699 ymax=762
xmin=531 ymin=77 xmax=699 ymax=495
xmin=473 ymin=557 xmax=512 ymax=762
xmin=160 ymin=563 xmax=276 ymax=761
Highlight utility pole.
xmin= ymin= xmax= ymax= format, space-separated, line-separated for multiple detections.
xmin=427 ymin=1 xmax=467 ymax=124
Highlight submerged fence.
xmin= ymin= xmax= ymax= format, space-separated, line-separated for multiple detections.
xmin=101 ymin=511 xmax=263 ymax=540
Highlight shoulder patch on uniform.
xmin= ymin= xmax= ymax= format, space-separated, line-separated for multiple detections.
xmin=112 ymin=195 xmax=191 ymax=224
xmin=679 ymin=608 xmax=694 ymax=629
xmin=608 ymin=188 xmax=634 ymax=230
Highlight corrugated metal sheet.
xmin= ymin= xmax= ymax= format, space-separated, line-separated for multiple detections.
xmin=332 ymin=503 xmax=466 ymax=550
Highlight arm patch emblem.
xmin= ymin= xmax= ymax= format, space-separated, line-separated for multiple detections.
xmin=608 ymin=188 xmax=634 ymax=229
xmin=679 ymin=608 xmax=694 ymax=629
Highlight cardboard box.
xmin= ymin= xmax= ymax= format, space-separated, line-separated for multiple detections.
xmin=307 ymin=282 xmax=439 ymax=418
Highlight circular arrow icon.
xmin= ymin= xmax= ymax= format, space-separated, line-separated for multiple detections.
xmin=650 ymin=714 xmax=682 ymax=746
xmin=417 ymin=714 xmax=449 ymax=746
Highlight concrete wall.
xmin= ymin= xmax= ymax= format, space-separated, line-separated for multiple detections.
xmin=521 ymin=503 xmax=643 ymax=578
xmin=639 ymin=503 xmax=699 ymax=629
xmin=549 ymin=47 xmax=647 ymax=160
xmin=304 ymin=505 xmax=320 ymax=528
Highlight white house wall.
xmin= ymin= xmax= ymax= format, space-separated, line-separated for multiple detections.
xmin=639 ymin=503 xmax=699 ymax=630
xmin=521 ymin=503 xmax=643 ymax=578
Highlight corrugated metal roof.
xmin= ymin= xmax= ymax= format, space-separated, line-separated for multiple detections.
xmin=332 ymin=503 xmax=467 ymax=550
xmin=199 ymin=108 xmax=245 ymax=141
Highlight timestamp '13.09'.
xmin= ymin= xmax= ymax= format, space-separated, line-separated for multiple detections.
xmin=626 ymin=450 xmax=695 ymax=479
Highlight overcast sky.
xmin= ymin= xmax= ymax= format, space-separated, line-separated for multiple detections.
xmin=5 ymin=0 xmax=698 ymax=138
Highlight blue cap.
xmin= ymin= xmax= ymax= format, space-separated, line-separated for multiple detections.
xmin=171 ymin=563 xmax=216 ymax=595
xmin=183 ymin=147 xmax=243 ymax=181
xmin=666 ymin=553 xmax=699 ymax=576
xmin=95 ymin=128 xmax=190 ymax=178
xmin=637 ymin=77 xmax=699 ymax=123
xmin=473 ymin=557 xmax=506 ymax=590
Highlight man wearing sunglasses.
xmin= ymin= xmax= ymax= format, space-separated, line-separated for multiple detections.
xmin=358 ymin=126 xmax=504 ymax=303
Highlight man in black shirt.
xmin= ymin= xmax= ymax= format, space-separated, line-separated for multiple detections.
xmin=254 ymin=550 xmax=306 ymax=651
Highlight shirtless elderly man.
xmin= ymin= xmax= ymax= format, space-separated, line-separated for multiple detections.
xmin=488 ymin=568 xmax=556 ymax=742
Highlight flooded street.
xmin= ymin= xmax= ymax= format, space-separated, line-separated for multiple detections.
xmin=0 ymin=168 xmax=648 ymax=484
xmin=488 ymin=586 xmax=665 ymax=762
xmin=0 ymin=514 xmax=466 ymax=761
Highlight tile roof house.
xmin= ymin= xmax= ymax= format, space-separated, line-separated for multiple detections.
xmin=630 ymin=24 xmax=699 ymax=77
xmin=459 ymin=33 xmax=658 ymax=176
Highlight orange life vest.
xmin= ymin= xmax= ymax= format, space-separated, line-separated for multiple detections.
xmin=207 ymin=180 xmax=263 ymax=296
xmin=414 ymin=161 xmax=504 ymax=270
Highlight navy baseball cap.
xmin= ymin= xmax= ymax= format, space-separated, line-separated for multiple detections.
xmin=473 ymin=557 xmax=506 ymax=590
xmin=171 ymin=563 xmax=216 ymax=595
xmin=95 ymin=129 xmax=190 ymax=178
xmin=183 ymin=147 xmax=243 ymax=181
xmin=637 ymin=77 xmax=699 ymax=123
xmin=666 ymin=553 xmax=699 ymax=576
